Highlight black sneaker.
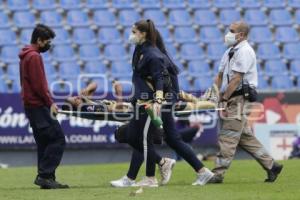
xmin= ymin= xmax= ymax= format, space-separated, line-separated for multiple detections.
xmin=265 ymin=162 xmax=283 ymax=183
xmin=207 ymin=174 xmax=223 ymax=184
xmin=34 ymin=176 xmax=69 ymax=189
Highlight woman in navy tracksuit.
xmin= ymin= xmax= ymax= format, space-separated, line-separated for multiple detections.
xmin=124 ymin=19 xmax=213 ymax=187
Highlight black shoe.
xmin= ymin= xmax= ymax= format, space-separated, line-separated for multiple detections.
xmin=265 ymin=162 xmax=283 ymax=183
xmin=34 ymin=176 xmax=69 ymax=189
xmin=207 ymin=174 xmax=223 ymax=184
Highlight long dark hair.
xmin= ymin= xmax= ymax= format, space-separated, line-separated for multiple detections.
xmin=134 ymin=19 xmax=157 ymax=46
xmin=155 ymin=29 xmax=179 ymax=75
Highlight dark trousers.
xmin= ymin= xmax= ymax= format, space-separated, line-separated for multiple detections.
xmin=126 ymin=106 xmax=203 ymax=177
xmin=127 ymin=127 xmax=199 ymax=180
xmin=25 ymin=106 xmax=66 ymax=179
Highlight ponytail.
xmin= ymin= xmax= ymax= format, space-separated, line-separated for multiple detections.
xmin=146 ymin=19 xmax=157 ymax=46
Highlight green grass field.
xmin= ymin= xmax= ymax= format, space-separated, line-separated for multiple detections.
xmin=0 ymin=160 xmax=298 ymax=200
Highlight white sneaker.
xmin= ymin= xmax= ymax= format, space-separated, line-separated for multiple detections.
xmin=133 ymin=177 xmax=158 ymax=187
xmin=110 ymin=176 xmax=135 ymax=188
xmin=192 ymin=168 xmax=214 ymax=186
xmin=159 ymin=158 xmax=176 ymax=185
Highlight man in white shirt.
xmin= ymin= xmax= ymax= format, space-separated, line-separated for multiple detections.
xmin=208 ymin=21 xmax=283 ymax=183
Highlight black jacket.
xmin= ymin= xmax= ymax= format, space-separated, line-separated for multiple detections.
xmin=131 ymin=41 xmax=179 ymax=103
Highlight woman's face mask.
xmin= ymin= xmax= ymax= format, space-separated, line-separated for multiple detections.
xmin=129 ymin=26 xmax=145 ymax=45
xmin=129 ymin=33 xmax=141 ymax=45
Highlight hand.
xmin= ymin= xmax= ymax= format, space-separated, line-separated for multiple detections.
xmin=50 ymin=103 xmax=59 ymax=118
xmin=219 ymin=100 xmax=228 ymax=118
xmin=153 ymin=102 xmax=162 ymax=117
xmin=80 ymin=88 xmax=89 ymax=96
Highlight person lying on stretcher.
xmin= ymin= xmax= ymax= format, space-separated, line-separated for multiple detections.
xmin=61 ymin=80 xmax=219 ymax=113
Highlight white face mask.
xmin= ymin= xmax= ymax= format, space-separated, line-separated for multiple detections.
xmin=224 ymin=32 xmax=237 ymax=46
xmin=129 ymin=33 xmax=140 ymax=45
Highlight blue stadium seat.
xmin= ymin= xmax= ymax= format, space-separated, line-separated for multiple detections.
xmin=138 ymin=0 xmax=160 ymax=9
xmin=52 ymin=28 xmax=71 ymax=44
xmin=118 ymin=9 xmax=140 ymax=27
xmin=199 ymin=27 xmax=223 ymax=43
xmin=194 ymin=76 xmax=213 ymax=91
xmin=7 ymin=0 xmax=30 ymax=11
xmin=0 ymin=82 xmax=7 ymax=93
xmin=32 ymin=0 xmax=57 ymax=10
xmin=166 ymin=43 xmax=178 ymax=58
xmin=41 ymin=52 xmax=52 ymax=62
xmin=219 ymin=9 xmax=241 ymax=26
xmin=187 ymin=60 xmax=211 ymax=76
xmin=174 ymin=27 xmax=197 ymax=43
xmin=206 ymin=43 xmax=227 ymax=61
xmin=283 ymin=43 xmax=300 ymax=59
xmin=6 ymin=79 xmax=20 ymax=93
xmin=59 ymin=62 xmax=81 ymax=77
xmin=289 ymin=0 xmax=300 ymax=8
xmin=269 ymin=9 xmax=293 ymax=26
xmin=257 ymin=63 xmax=264 ymax=75
xmin=93 ymin=10 xmax=117 ymax=27
xmin=290 ymin=60 xmax=300 ymax=76
xmin=112 ymin=0 xmax=134 ymax=9
xmin=53 ymin=77 xmax=80 ymax=93
xmin=84 ymin=61 xmax=107 ymax=74
xmin=98 ymin=27 xmax=122 ymax=44
xmin=275 ymin=27 xmax=299 ymax=43
xmin=295 ymin=9 xmax=300 ymax=24
xmin=85 ymin=0 xmax=110 ymax=10
xmin=60 ymin=0 xmax=82 ymax=10
xmin=144 ymin=9 xmax=167 ymax=26
xmin=67 ymin=10 xmax=89 ymax=27
xmin=52 ymin=45 xmax=76 ymax=62
xmin=13 ymin=11 xmax=36 ymax=28
xmin=212 ymin=61 xmax=220 ymax=76
xmin=178 ymin=75 xmax=191 ymax=91
xmin=213 ymin=0 xmax=236 ymax=9
xmin=104 ymin=44 xmax=128 ymax=61
xmin=258 ymin=75 xmax=269 ymax=90
xmin=187 ymin=0 xmax=211 ymax=9
xmin=6 ymin=64 xmax=19 ymax=76
xmin=239 ymin=0 xmax=260 ymax=9
xmin=111 ymin=61 xmax=132 ymax=77
xmin=0 ymin=12 xmax=10 ymax=28
xmin=263 ymin=0 xmax=286 ymax=9
xmin=43 ymin=62 xmax=56 ymax=75
xmin=264 ymin=60 xmax=288 ymax=76
xmin=157 ymin=27 xmax=173 ymax=43
xmin=0 ymin=30 xmax=17 ymax=46
xmin=257 ymin=44 xmax=281 ymax=60
xmin=180 ymin=44 xmax=204 ymax=61
xmin=249 ymin=27 xmax=273 ymax=43
xmin=244 ymin=10 xmax=268 ymax=26
xmin=271 ymin=75 xmax=293 ymax=90
xmin=20 ymin=29 xmax=32 ymax=45
xmin=40 ymin=11 xmax=63 ymax=28
xmin=162 ymin=0 xmax=186 ymax=9
xmin=79 ymin=44 xmax=101 ymax=61
xmin=169 ymin=10 xmax=192 ymax=26
xmin=0 ymin=46 xmax=20 ymax=63
xmin=73 ymin=28 xmax=96 ymax=44
xmin=193 ymin=10 xmax=218 ymax=26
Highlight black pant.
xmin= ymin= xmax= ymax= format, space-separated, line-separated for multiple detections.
xmin=25 ymin=106 xmax=66 ymax=179
xmin=127 ymin=127 xmax=199 ymax=180
xmin=126 ymin=106 xmax=203 ymax=177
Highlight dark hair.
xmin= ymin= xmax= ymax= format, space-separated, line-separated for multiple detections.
xmin=155 ymin=29 xmax=179 ymax=74
xmin=31 ymin=24 xmax=56 ymax=44
xmin=134 ymin=19 xmax=157 ymax=46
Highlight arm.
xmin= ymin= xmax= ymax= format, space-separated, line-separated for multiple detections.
xmin=28 ymin=55 xmax=53 ymax=107
xmin=214 ymin=72 xmax=223 ymax=90
xmin=80 ymin=81 xmax=97 ymax=96
xmin=148 ymin=56 xmax=165 ymax=101
xmin=222 ymin=71 xmax=243 ymax=101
